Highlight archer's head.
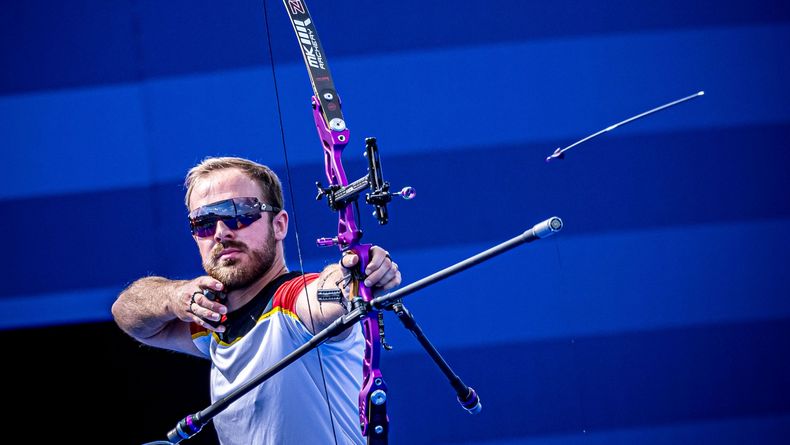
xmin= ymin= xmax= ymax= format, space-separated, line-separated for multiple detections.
xmin=184 ymin=157 xmax=289 ymax=292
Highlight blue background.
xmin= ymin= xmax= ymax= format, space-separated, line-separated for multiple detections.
xmin=1 ymin=1 xmax=789 ymax=444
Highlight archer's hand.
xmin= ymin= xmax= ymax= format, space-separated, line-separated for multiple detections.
xmin=341 ymin=246 xmax=401 ymax=290
xmin=172 ymin=277 xmax=228 ymax=332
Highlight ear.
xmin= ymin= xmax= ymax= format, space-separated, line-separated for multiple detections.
xmin=272 ymin=210 xmax=289 ymax=241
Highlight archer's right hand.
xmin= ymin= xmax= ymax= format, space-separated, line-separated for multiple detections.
xmin=173 ymin=277 xmax=227 ymax=332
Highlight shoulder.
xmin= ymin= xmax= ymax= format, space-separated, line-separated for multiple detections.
xmin=272 ymin=273 xmax=319 ymax=313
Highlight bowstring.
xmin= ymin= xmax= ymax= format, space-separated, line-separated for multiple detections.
xmin=262 ymin=1 xmax=340 ymax=444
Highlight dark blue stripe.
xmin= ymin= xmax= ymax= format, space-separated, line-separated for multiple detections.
xmin=2 ymin=0 xmax=789 ymax=94
xmin=2 ymin=122 xmax=788 ymax=298
xmin=5 ymin=317 xmax=786 ymax=443
xmin=7 ymin=314 xmax=790 ymax=445
xmin=385 ymin=318 xmax=790 ymax=443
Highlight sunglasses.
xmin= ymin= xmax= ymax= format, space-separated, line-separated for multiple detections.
xmin=188 ymin=197 xmax=281 ymax=238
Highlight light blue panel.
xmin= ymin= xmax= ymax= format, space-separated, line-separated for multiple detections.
xmin=378 ymin=218 xmax=790 ymax=353
xmin=9 ymin=219 xmax=788 ymax=339
xmin=229 ymin=24 xmax=790 ymax=168
xmin=0 ymin=85 xmax=152 ymax=199
xmin=148 ymin=23 xmax=790 ymax=179
xmin=316 ymin=24 xmax=790 ymax=155
xmin=141 ymin=69 xmax=289 ymax=183
xmin=438 ymin=414 xmax=790 ymax=445
xmin=4 ymin=25 xmax=786 ymax=200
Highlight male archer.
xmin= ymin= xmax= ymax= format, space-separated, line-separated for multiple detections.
xmin=112 ymin=156 xmax=401 ymax=445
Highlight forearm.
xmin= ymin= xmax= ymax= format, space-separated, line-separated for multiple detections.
xmin=112 ymin=276 xmax=186 ymax=340
xmin=297 ymin=246 xmax=401 ymax=336
xmin=296 ymin=264 xmax=352 ymax=338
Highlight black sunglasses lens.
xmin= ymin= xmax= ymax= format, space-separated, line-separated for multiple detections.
xmin=236 ymin=213 xmax=263 ymax=229
xmin=192 ymin=217 xmax=219 ymax=237
xmin=192 ymin=213 xmax=263 ymax=237
xmin=189 ymin=198 xmax=274 ymax=237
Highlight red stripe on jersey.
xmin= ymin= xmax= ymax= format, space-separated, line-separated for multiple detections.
xmin=273 ymin=273 xmax=319 ymax=313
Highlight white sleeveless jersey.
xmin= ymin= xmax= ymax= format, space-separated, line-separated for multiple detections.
xmin=191 ymin=273 xmax=365 ymax=445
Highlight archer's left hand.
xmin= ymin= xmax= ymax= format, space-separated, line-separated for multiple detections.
xmin=341 ymin=246 xmax=401 ymax=290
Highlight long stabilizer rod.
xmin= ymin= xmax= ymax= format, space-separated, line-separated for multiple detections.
xmin=372 ymin=216 xmax=563 ymax=310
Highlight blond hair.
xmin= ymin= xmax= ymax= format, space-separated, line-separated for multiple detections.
xmin=184 ymin=157 xmax=284 ymax=210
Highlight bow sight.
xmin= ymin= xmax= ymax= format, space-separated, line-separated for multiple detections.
xmin=315 ymin=137 xmax=415 ymax=229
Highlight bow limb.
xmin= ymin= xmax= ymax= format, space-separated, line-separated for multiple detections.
xmin=260 ymin=3 xmax=342 ymax=445
xmin=293 ymin=6 xmax=391 ymax=441
xmin=265 ymin=0 xmax=389 ymax=443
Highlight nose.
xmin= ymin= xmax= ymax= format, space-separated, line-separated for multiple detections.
xmin=213 ymin=219 xmax=236 ymax=242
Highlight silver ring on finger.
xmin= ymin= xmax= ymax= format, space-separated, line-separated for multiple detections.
xmin=188 ymin=292 xmax=200 ymax=314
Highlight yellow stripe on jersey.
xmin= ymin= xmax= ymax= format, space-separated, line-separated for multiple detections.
xmin=211 ymin=306 xmax=301 ymax=347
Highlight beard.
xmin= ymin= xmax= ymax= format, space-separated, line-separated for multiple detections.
xmin=203 ymin=236 xmax=277 ymax=291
